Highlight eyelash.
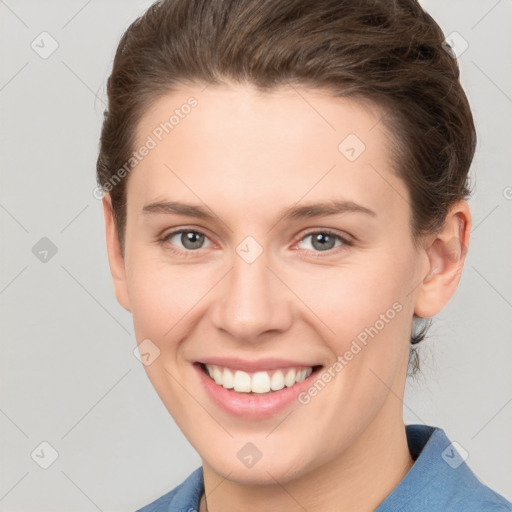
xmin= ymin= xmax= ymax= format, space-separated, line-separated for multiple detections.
xmin=157 ymin=227 xmax=354 ymax=259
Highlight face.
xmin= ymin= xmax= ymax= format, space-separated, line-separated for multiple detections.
xmin=109 ymin=83 xmax=433 ymax=484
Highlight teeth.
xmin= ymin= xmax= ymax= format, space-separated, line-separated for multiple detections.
xmin=270 ymin=370 xmax=285 ymax=391
xmin=252 ymin=371 xmax=271 ymax=393
xmin=297 ymin=367 xmax=312 ymax=382
xmin=212 ymin=366 xmax=223 ymax=385
xmin=222 ymin=368 xmax=234 ymax=389
xmin=204 ymin=364 xmax=314 ymax=394
xmin=284 ymin=368 xmax=296 ymax=387
xmin=233 ymin=370 xmax=251 ymax=392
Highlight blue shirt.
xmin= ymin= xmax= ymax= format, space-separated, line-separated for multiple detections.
xmin=136 ymin=424 xmax=512 ymax=511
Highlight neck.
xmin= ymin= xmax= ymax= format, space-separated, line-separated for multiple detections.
xmin=200 ymin=407 xmax=414 ymax=512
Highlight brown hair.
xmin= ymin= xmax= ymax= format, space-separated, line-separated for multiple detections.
xmin=96 ymin=0 xmax=476 ymax=375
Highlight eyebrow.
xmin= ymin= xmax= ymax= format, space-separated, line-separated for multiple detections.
xmin=142 ymin=199 xmax=376 ymax=223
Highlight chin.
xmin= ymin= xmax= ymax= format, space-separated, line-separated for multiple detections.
xmin=203 ymin=446 xmax=319 ymax=486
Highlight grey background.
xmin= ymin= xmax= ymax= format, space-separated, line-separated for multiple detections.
xmin=1 ymin=1 xmax=511 ymax=510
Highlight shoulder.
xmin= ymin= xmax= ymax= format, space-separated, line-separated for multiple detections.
xmin=377 ymin=425 xmax=512 ymax=512
xmin=135 ymin=488 xmax=176 ymax=512
xmin=424 ymin=426 xmax=511 ymax=511
xmin=135 ymin=467 xmax=204 ymax=512
xmin=441 ymin=462 xmax=512 ymax=511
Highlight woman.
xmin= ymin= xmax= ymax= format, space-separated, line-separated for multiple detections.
xmin=96 ymin=0 xmax=511 ymax=510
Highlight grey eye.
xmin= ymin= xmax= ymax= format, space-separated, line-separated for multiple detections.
xmin=299 ymin=232 xmax=343 ymax=252
xmin=168 ymin=231 xmax=207 ymax=250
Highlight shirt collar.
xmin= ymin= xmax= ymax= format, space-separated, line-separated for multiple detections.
xmin=168 ymin=465 xmax=203 ymax=512
xmin=376 ymin=424 xmax=504 ymax=511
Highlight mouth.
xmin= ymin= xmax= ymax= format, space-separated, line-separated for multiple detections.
xmin=196 ymin=362 xmax=324 ymax=394
xmin=193 ymin=360 xmax=326 ymax=419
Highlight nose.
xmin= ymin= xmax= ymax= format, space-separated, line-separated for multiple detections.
xmin=209 ymin=246 xmax=294 ymax=343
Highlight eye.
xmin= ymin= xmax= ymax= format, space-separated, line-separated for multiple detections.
xmin=159 ymin=229 xmax=213 ymax=253
xmin=295 ymin=230 xmax=352 ymax=254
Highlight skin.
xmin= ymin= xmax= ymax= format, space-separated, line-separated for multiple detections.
xmin=103 ymin=83 xmax=471 ymax=512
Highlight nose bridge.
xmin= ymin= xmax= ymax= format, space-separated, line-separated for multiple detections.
xmin=210 ymin=242 xmax=292 ymax=341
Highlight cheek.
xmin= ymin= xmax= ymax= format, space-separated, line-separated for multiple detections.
xmin=124 ymin=247 xmax=169 ymax=331
xmin=291 ymin=250 xmax=416 ymax=394
xmin=127 ymin=259 xmax=198 ymax=342
xmin=125 ymin=255 xmax=205 ymax=415
xmin=293 ymin=258 xmax=413 ymax=434
xmin=125 ymin=250 xmax=225 ymax=363
xmin=298 ymin=255 xmax=413 ymax=339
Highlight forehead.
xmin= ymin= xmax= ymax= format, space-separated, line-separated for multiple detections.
xmin=127 ymin=83 xmax=408 ymax=226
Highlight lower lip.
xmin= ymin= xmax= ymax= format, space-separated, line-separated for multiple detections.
xmin=193 ymin=363 xmax=322 ymax=419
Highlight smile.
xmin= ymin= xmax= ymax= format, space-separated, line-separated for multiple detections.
xmin=194 ymin=359 xmax=324 ymax=418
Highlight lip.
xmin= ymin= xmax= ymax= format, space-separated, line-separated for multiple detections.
xmin=193 ymin=362 xmax=323 ymax=420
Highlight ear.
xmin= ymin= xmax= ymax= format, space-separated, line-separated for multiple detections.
xmin=414 ymin=200 xmax=471 ymax=318
xmin=102 ymin=194 xmax=131 ymax=312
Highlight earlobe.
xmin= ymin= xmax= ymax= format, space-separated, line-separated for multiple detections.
xmin=102 ymin=194 xmax=132 ymax=312
xmin=414 ymin=201 xmax=471 ymax=319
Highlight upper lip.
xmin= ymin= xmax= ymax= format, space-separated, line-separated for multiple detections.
xmin=196 ymin=357 xmax=322 ymax=373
